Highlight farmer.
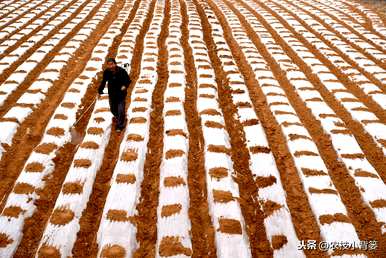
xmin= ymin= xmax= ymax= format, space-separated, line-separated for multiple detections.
xmin=98 ymin=57 xmax=131 ymax=132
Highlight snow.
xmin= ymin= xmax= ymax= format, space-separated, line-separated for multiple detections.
xmin=96 ymin=1 xmax=158 ymax=256
xmin=5 ymin=106 xmax=34 ymax=122
xmin=259 ymin=0 xmax=386 ymax=237
xmin=0 ymin=0 xmax=117 ymax=255
xmin=38 ymin=96 xmax=113 ymax=257
xmin=237 ymin=1 xmax=365 ymax=253
xmin=0 ymin=122 xmax=18 ymax=145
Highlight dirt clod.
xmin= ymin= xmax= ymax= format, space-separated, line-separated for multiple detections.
xmin=37 ymin=245 xmax=60 ymax=258
xmin=271 ymin=235 xmax=288 ymax=250
xmin=116 ymin=174 xmax=136 ymax=184
xmin=121 ymin=149 xmax=138 ymax=162
xmin=101 ymin=245 xmax=126 ymax=258
xmin=218 ymin=218 xmax=242 ymax=234
xmin=50 ymin=208 xmax=75 ymax=225
xmin=35 ymin=143 xmax=57 ymax=154
xmin=159 ymin=236 xmax=192 ymax=257
xmin=161 ymin=204 xmax=182 ymax=217
xmin=80 ymin=141 xmax=99 ymax=149
xmin=74 ymin=159 xmax=92 ymax=168
xmin=13 ymin=183 xmax=35 ymax=194
xmin=62 ymin=182 xmax=84 ymax=194
xmin=3 ymin=206 xmax=24 ymax=218
xmin=25 ymin=162 xmax=45 ymax=172
xmin=47 ymin=127 xmax=65 ymax=136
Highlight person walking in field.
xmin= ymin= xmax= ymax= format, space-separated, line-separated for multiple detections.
xmin=98 ymin=57 xmax=131 ymax=132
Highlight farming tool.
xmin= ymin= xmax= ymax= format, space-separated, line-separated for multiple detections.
xmin=123 ymin=62 xmax=130 ymax=73
xmin=70 ymin=96 xmax=98 ymax=145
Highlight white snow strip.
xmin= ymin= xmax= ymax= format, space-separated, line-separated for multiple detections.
xmin=207 ymin=0 xmax=305 ymax=256
xmin=232 ymin=0 xmax=363 ymax=254
xmin=155 ymin=0 xmax=192 ymax=256
xmin=0 ymin=1 xmax=119 ymax=256
xmin=96 ymin=0 xmax=161 ymax=257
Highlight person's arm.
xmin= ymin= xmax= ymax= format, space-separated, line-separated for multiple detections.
xmin=121 ymin=69 xmax=131 ymax=91
xmin=98 ymin=70 xmax=107 ymax=95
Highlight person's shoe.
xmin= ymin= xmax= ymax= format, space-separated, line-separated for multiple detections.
xmin=116 ymin=127 xmax=123 ymax=132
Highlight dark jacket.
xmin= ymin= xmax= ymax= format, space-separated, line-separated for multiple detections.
xmin=98 ymin=66 xmax=131 ymax=100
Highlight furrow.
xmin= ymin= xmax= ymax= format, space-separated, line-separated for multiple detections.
xmin=0 ymin=0 xmax=84 ymax=83
xmin=0 ymin=0 xmax=124 ymax=256
xmin=0 ymin=0 xmax=45 ymax=34
xmin=133 ymin=0 xmax=171 ymax=255
xmin=247 ymin=0 xmax=386 ymax=157
xmin=228 ymin=0 xmax=385 ymax=255
xmin=71 ymin=0 xmax=146 ymax=256
xmin=94 ymin=0 xmax=163 ymax=256
xmin=204 ymin=0 xmax=308 ymax=256
xmin=276 ymin=0 xmax=386 ymax=97
xmin=296 ymin=0 xmax=386 ymax=54
xmin=0 ymin=0 xmax=62 ymax=46
xmin=32 ymin=1 xmax=139 ymax=257
xmin=179 ymin=0 xmax=217 ymax=256
xmin=153 ymin=0 xmax=194 ymax=257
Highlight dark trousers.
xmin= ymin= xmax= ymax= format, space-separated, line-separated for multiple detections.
xmin=109 ymin=96 xmax=126 ymax=129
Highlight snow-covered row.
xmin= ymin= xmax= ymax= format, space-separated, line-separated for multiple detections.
xmin=251 ymin=0 xmax=386 ymax=156
xmin=0 ymin=0 xmax=58 ymax=43
xmin=0 ymin=0 xmax=42 ymax=29
xmin=0 ymin=0 xmax=83 ymax=75
xmin=342 ymin=0 xmax=386 ymax=33
xmin=0 ymin=0 xmax=60 ymax=49
xmin=297 ymin=0 xmax=386 ymax=49
xmin=314 ymin=0 xmax=367 ymax=26
xmin=320 ymin=0 xmax=386 ymax=40
xmin=275 ymin=0 xmax=386 ymax=82
xmin=96 ymin=0 xmax=162 ymax=257
xmin=0 ymin=0 xmax=21 ymax=14
xmin=227 ymin=1 xmax=363 ymax=255
xmin=311 ymin=0 xmax=368 ymax=28
xmin=34 ymin=2 xmax=135 ymax=257
xmin=241 ymin=0 xmax=386 ymax=235
xmin=185 ymin=1 xmax=252 ymax=257
xmin=0 ymin=0 xmax=104 ymax=160
xmin=206 ymin=0 xmax=305 ymax=256
xmin=35 ymin=97 xmax=113 ymax=258
xmin=154 ymin=0 xmax=192 ymax=256
xmin=0 ymin=1 xmax=123 ymax=257
xmin=266 ymin=0 xmax=386 ymax=109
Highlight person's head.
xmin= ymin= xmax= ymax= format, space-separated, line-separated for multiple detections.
xmin=106 ymin=57 xmax=117 ymax=71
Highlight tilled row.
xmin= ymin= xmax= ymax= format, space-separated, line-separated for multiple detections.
xmin=155 ymin=0 xmax=192 ymax=256
xmin=274 ymin=0 xmax=386 ymax=99
xmin=0 ymin=0 xmax=62 ymax=46
xmin=0 ymin=0 xmax=126 ymax=256
xmin=209 ymin=0 xmax=361 ymax=256
xmin=0 ymin=0 xmax=44 ymax=35
xmin=188 ymin=0 xmax=256 ymax=256
xmin=0 ymin=0 xmax=119 ymax=216
xmin=0 ymin=0 xmax=84 ymax=77
xmin=226 ymin=0 xmax=385 ymax=255
xmin=96 ymin=0 xmax=163 ymax=257
xmin=341 ymin=0 xmax=386 ymax=32
xmin=250 ymin=0 xmax=386 ymax=156
xmin=0 ymin=0 xmax=106 ymax=158
xmin=34 ymin=2 xmax=137 ymax=256
xmin=0 ymin=0 xmax=31 ymax=21
xmin=305 ymin=0 xmax=386 ymax=50
xmin=247 ymin=0 xmax=386 ymax=226
xmin=204 ymin=0 xmax=306 ymax=256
